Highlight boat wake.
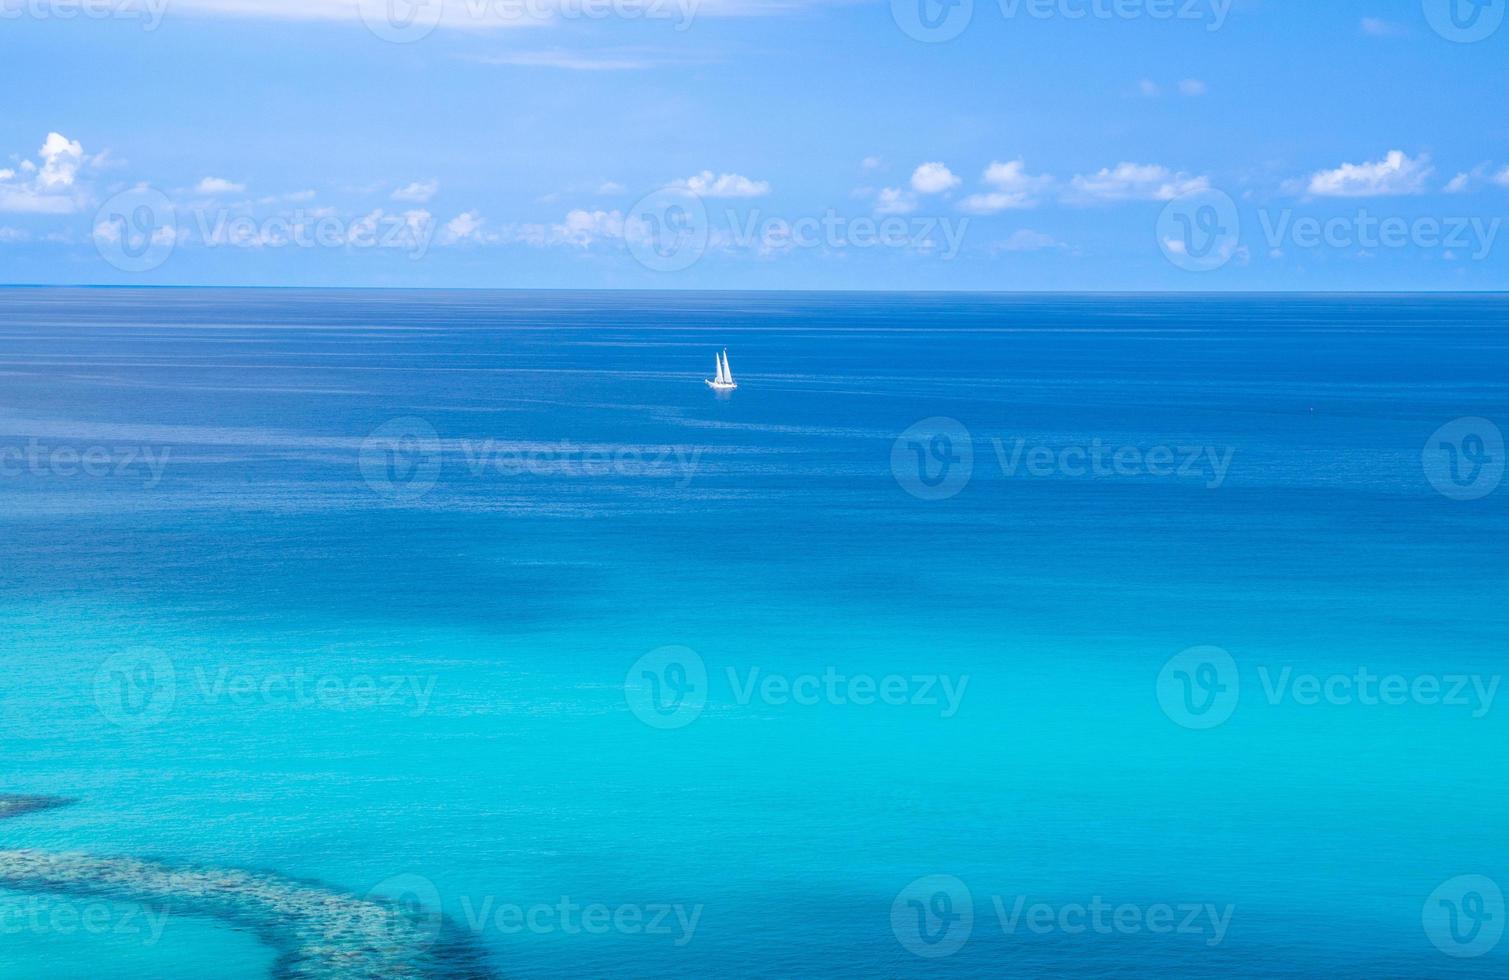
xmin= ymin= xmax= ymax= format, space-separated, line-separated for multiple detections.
xmin=0 ymin=795 xmax=497 ymax=979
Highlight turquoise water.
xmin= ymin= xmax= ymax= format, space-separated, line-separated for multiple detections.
xmin=0 ymin=289 xmax=1505 ymax=977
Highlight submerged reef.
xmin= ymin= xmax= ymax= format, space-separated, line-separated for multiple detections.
xmin=0 ymin=795 xmax=496 ymax=979
xmin=0 ymin=795 xmax=75 ymax=820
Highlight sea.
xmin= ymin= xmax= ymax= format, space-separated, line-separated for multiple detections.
xmin=0 ymin=289 xmax=1505 ymax=978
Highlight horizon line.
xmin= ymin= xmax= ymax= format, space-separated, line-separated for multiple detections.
xmin=3 ymin=285 xmax=1508 ymax=297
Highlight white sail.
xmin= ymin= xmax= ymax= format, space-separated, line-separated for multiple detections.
xmin=706 ymin=348 xmax=737 ymax=389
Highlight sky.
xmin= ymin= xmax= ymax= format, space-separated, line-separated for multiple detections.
xmin=1 ymin=0 xmax=1508 ymax=290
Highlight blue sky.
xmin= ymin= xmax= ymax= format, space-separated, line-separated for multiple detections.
xmin=1 ymin=0 xmax=1507 ymax=289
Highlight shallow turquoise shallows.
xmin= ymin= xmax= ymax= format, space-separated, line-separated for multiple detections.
xmin=1 ymin=289 xmax=1505 ymax=979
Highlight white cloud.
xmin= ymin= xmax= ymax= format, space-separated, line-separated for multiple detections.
xmin=557 ymin=209 xmax=627 ymax=246
xmin=441 ymin=210 xmax=491 ymax=244
xmin=1305 ymin=150 xmax=1432 ymax=197
xmin=436 ymin=206 xmax=698 ymax=251
xmin=1067 ymin=162 xmax=1210 ymax=203
xmin=392 ymin=179 xmax=439 ymax=203
xmin=329 ymin=208 xmax=432 ymax=249
xmin=873 ymin=187 xmax=916 ymax=215
xmin=1178 ymin=78 xmax=1207 ymax=96
xmin=0 ymin=132 xmax=91 ymax=214
xmin=471 ymin=49 xmax=657 ymax=70
xmin=156 ymin=0 xmax=773 ymax=28
xmin=673 ymin=171 xmax=769 ymax=198
xmin=1138 ymin=79 xmax=1161 ymax=97
xmin=959 ymin=160 xmax=1054 ymax=213
xmin=861 ymin=156 xmax=883 ymax=171
xmin=258 ymin=189 xmax=316 ymax=204
xmin=37 ymin=132 xmax=85 ymax=190
xmin=196 ymin=176 xmax=246 ymax=195
xmin=1442 ymin=166 xmax=1498 ymax=194
xmin=94 ymin=211 xmax=181 ymax=249
xmin=911 ymin=162 xmax=961 ymax=195
xmin=0 ymin=226 xmax=29 ymax=243
xmin=992 ymin=229 xmax=1064 ymax=252
xmin=1361 ymin=17 xmax=1406 ymax=36
xmin=596 ymin=181 xmax=625 ymax=195
xmin=460 ymin=209 xmax=636 ymax=250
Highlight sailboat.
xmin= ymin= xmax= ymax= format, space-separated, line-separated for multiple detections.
xmin=705 ymin=349 xmax=737 ymax=390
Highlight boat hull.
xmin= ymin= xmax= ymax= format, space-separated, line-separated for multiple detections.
xmin=705 ymin=380 xmax=737 ymax=390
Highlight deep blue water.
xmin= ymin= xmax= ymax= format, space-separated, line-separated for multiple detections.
xmin=0 ymin=289 xmax=1505 ymax=978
